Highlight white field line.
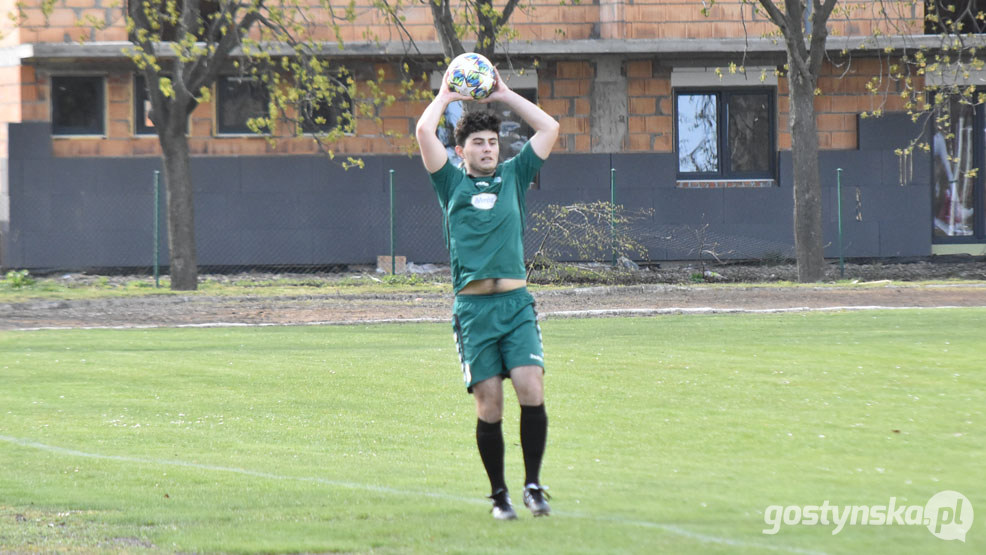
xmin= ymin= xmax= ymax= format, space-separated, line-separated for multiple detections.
xmin=0 ymin=434 xmax=825 ymax=555
xmin=8 ymin=305 xmax=976 ymax=332
xmin=542 ymin=305 xmax=968 ymax=318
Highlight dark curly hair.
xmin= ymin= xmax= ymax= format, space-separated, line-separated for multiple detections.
xmin=454 ymin=111 xmax=502 ymax=146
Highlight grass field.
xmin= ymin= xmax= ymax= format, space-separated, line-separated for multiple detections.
xmin=1 ymin=309 xmax=983 ymax=554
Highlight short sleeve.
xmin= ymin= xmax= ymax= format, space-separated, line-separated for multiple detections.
xmin=507 ymin=141 xmax=545 ymax=193
xmin=429 ymin=160 xmax=461 ymax=208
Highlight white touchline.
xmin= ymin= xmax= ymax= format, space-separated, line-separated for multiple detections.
xmin=9 ymin=305 xmax=973 ymax=332
xmin=0 ymin=434 xmax=824 ymax=555
xmin=542 ymin=305 xmax=968 ymax=319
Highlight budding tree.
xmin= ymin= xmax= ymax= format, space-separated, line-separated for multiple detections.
xmin=20 ymin=0 xmax=402 ymax=290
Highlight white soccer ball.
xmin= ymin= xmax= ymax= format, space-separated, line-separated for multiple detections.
xmin=446 ymin=53 xmax=497 ymax=100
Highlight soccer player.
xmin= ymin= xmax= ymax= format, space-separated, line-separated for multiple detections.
xmin=415 ymin=65 xmax=560 ymax=520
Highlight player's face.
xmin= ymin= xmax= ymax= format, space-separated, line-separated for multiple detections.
xmin=457 ymin=130 xmax=499 ymax=177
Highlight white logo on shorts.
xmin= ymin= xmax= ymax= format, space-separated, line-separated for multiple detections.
xmin=471 ymin=193 xmax=497 ymax=210
xmin=530 ymin=353 xmax=543 ymax=362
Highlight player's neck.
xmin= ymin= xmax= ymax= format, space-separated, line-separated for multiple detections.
xmin=466 ymin=168 xmax=495 ymax=178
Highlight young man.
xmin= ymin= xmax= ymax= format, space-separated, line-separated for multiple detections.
xmin=415 ymin=66 xmax=560 ymax=520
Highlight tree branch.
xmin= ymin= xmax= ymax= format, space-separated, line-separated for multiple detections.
xmin=807 ymin=0 xmax=838 ymax=77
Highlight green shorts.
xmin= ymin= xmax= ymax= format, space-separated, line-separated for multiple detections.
xmin=452 ymin=287 xmax=544 ymax=392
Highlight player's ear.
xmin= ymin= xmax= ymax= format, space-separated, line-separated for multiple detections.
xmin=454 ymin=144 xmax=464 ymax=158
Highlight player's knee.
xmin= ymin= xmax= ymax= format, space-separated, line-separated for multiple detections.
xmin=476 ymin=397 xmax=503 ymax=421
xmin=473 ymin=379 xmax=504 ymax=420
xmin=511 ymin=365 xmax=544 ymax=404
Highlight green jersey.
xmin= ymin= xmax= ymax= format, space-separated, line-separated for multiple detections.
xmin=429 ymin=142 xmax=545 ymax=294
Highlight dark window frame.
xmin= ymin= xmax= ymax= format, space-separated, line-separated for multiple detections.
xmin=930 ymin=95 xmax=986 ymax=243
xmin=673 ymin=87 xmax=777 ymax=180
xmin=50 ymin=75 xmax=106 ymax=136
xmin=216 ymin=75 xmax=271 ymax=135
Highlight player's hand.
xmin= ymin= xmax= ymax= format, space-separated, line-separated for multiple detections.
xmin=479 ymin=66 xmax=509 ymax=104
xmin=440 ymin=68 xmax=475 ymax=103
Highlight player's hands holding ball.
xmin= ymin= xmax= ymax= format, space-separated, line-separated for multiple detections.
xmin=443 ymin=52 xmax=505 ymax=104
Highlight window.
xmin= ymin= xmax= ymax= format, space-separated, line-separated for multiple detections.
xmin=134 ymin=74 xmax=157 ymax=135
xmin=925 ymin=0 xmax=986 ymax=34
xmin=51 ymin=76 xmax=105 ymax=136
xmin=932 ymin=97 xmax=986 ymax=240
xmin=674 ymin=89 xmax=775 ymax=179
xmin=217 ymin=76 xmax=270 ymax=135
xmin=299 ymin=77 xmax=354 ymax=135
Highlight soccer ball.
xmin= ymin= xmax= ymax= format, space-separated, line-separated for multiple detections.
xmin=446 ymin=53 xmax=497 ymax=100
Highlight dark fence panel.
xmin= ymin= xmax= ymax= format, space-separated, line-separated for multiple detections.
xmin=1 ymin=120 xmax=931 ymax=274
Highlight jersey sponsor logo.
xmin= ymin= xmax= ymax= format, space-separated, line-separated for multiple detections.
xmin=471 ymin=193 xmax=497 ymax=210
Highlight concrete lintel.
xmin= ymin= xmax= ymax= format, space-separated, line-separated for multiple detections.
xmin=4 ymin=35 xmax=954 ymax=64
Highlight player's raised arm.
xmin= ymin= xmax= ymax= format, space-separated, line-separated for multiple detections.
xmin=416 ymin=73 xmax=471 ymax=174
xmin=483 ymin=68 xmax=560 ymax=160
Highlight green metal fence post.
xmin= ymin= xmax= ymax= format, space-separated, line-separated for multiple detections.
xmin=389 ymin=169 xmax=395 ymax=275
xmin=153 ymin=170 xmax=161 ymax=288
xmin=837 ymin=168 xmax=845 ymax=279
xmin=610 ymin=167 xmax=616 ymax=267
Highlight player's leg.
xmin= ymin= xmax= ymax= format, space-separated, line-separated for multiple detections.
xmin=509 ymin=365 xmax=551 ymax=516
xmin=472 ymin=376 xmax=515 ymax=519
xmin=456 ymin=295 xmax=516 ymax=520
xmin=499 ymin=288 xmax=550 ymax=515
xmin=510 ymin=367 xmax=547 ymax=486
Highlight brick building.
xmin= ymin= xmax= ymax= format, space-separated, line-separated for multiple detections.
xmin=0 ymin=0 xmax=980 ymax=271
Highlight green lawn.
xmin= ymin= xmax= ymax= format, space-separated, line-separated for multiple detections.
xmin=1 ymin=310 xmax=983 ymax=554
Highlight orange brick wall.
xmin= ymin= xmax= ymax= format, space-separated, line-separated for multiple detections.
xmin=777 ymin=57 xmax=911 ymax=150
xmin=625 ymin=0 xmax=775 ymax=40
xmin=0 ymin=119 xmax=7 ymax=161
xmin=0 ymin=66 xmax=42 ymax=124
xmin=610 ymin=57 xmax=908 ymax=153
xmin=5 ymin=0 xmax=598 ymax=46
xmin=26 ymin=62 xmax=425 ymax=157
xmin=5 ymin=0 xmax=923 ymax=46
xmin=12 ymin=57 xmax=914 ymax=157
xmin=540 ymin=60 xmax=594 ymax=153
xmin=625 ymin=60 xmax=672 ymax=152
xmin=0 ymin=66 xmax=21 ymax=124
xmin=0 ymin=0 xmax=20 ymax=47
xmin=621 ymin=0 xmax=922 ymax=40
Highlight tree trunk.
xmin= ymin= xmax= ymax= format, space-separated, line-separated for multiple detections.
xmin=787 ymin=71 xmax=826 ymax=282
xmin=429 ymin=0 xmax=464 ymax=59
xmin=160 ymin=120 xmax=198 ymax=291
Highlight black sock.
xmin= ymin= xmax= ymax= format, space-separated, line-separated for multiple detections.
xmin=520 ymin=404 xmax=548 ymax=486
xmin=476 ymin=418 xmax=506 ymax=494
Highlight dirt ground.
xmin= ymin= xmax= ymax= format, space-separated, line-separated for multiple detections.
xmin=3 ymin=260 xmax=986 ymax=330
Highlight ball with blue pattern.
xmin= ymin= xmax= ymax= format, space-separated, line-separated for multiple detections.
xmin=447 ymin=53 xmax=497 ymax=100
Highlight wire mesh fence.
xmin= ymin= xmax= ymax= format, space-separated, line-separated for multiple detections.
xmin=2 ymin=163 xmax=799 ymax=278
